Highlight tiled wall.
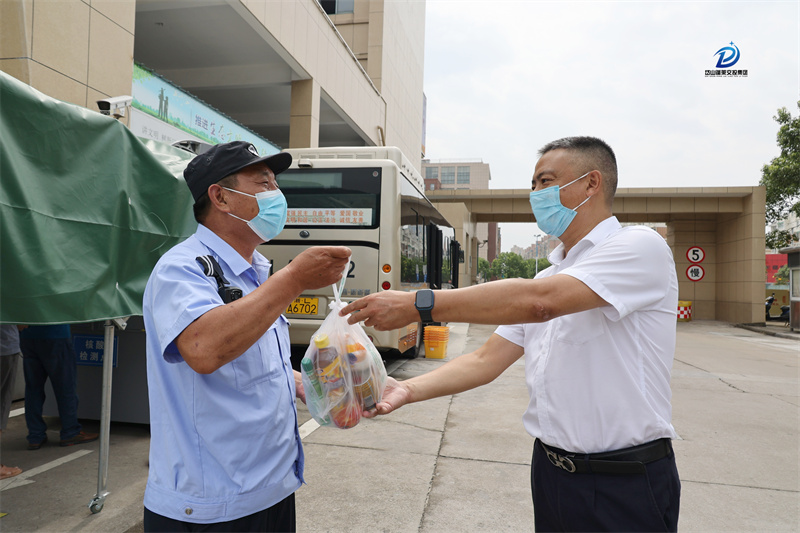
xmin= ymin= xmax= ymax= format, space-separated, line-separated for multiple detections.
xmin=667 ymin=215 xmax=717 ymax=320
xmin=1 ymin=0 xmax=135 ymax=124
xmin=713 ymin=188 xmax=766 ymax=324
xmin=642 ymin=190 xmax=765 ymax=324
xmin=241 ymin=0 xmax=387 ymax=151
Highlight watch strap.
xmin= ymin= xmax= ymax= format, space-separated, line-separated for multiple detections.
xmin=417 ymin=307 xmax=433 ymax=323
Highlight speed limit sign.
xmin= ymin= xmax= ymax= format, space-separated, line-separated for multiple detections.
xmin=686 ymin=264 xmax=705 ymax=282
xmin=686 ymin=246 xmax=705 ymax=264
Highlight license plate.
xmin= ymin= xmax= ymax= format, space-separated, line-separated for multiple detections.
xmin=286 ymin=297 xmax=319 ymax=316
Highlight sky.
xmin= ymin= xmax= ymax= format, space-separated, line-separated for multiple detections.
xmin=421 ymin=0 xmax=800 ymax=252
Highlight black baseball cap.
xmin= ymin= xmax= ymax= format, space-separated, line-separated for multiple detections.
xmin=183 ymin=141 xmax=293 ymax=202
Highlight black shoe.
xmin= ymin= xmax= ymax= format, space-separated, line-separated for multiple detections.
xmin=59 ymin=431 xmax=99 ymax=447
xmin=27 ymin=436 xmax=48 ymax=450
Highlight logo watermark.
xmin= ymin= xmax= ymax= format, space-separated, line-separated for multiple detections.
xmin=705 ymin=41 xmax=747 ymax=77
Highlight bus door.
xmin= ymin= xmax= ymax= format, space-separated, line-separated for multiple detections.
xmin=427 ymin=224 xmax=443 ymax=289
xmin=426 ymin=223 xmax=458 ymax=290
xmin=450 ymin=240 xmax=461 ymax=288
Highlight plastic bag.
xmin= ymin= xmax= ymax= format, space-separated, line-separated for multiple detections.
xmin=300 ymin=273 xmax=388 ymax=429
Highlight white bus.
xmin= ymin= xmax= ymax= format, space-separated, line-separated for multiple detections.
xmin=259 ymin=146 xmax=460 ymax=358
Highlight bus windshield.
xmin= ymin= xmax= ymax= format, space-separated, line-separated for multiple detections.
xmin=278 ymin=168 xmax=381 ymax=228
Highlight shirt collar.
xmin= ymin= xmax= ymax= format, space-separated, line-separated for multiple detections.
xmin=194 ymin=224 xmax=268 ymax=278
xmin=548 ymin=216 xmax=621 ymax=267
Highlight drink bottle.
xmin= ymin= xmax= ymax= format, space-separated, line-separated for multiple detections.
xmin=347 ymin=342 xmax=379 ymax=411
xmin=314 ymin=334 xmax=360 ymax=428
xmin=301 ymin=357 xmax=330 ymax=425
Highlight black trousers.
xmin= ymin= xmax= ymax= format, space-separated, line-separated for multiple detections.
xmin=531 ymin=441 xmax=681 ymax=532
xmin=143 ymin=493 xmax=295 ymax=533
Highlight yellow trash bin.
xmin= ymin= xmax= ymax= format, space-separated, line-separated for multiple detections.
xmin=677 ymin=301 xmax=692 ymax=322
xmin=424 ymin=326 xmax=450 ymax=359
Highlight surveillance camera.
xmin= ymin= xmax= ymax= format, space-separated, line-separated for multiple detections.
xmin=96 ymin=95 xmax=133 ymax=118
xmin=172 ymin=140 xmax=214 ymax=155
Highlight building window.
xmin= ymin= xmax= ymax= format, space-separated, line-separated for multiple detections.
xmin=320 ymin=0 xmax=354 ymax=15
xmin=457 ymin=166 xmax=470 ymax=184
xmin=425 ymin=167 xmax=439 ymax=179
xmin=441 ymin=166 xmax=455 ymax=184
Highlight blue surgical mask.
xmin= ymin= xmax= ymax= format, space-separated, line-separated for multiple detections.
xmin=223 ymin=187 xmax=287 ymax=242
xmin=528 ymin=171 xmax=592 ymax=237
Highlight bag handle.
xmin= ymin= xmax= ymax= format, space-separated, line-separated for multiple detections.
xmin=331 ymin=259 xmax=351 ymax=304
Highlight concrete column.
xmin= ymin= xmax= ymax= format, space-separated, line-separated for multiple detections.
xmin=289 ymin=79 xmax=320 ymax=148
xmin=714 ymin=188 xmax=766 ymax=324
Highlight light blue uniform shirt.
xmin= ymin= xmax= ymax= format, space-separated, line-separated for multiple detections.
xmin=142 ymin=224 xmax=303 ymax=523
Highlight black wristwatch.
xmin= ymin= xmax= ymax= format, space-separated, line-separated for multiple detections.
xmin=415 ymin=289 xmax=435 ymax=323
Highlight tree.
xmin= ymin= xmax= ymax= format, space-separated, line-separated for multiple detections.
xmin=477 ymin=257 xmax=491 ymax=282
xmin=774 ymin=264 xmax=790 ymax=285
xmin=488 ymin=253 xmax=551 ymax=280
xmin=490 ymin=252 xmax=527 ymax=279
xmin=524 ymin=257 xmax=552 ymax=278
xmin=760 ymin=101 xmax=800 ymax=250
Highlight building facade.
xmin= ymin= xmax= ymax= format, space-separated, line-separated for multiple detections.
xmin=421 ymin=159 xmax=498 ymax=264
xmin=1 ymin=0 xmax=426 ymax=168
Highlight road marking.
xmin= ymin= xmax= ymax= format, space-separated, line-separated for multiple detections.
xmin=10 ymin=407 xmax=24 ymax=418
xmin=0 ymin=449 xmax=94 ymax=491
xmin=299 ymin=419 xmax=320 ymax=440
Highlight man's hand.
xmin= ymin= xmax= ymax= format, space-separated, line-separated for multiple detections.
xmin=339 ymin=290 xmax=417 ymax=331
xmin=294 ymin=370 xmax=307 ymax=405
xmin=284 ymin=246 xmax=351 ymax=291
xmin=362 ymin=377 xmax=410 ymax=418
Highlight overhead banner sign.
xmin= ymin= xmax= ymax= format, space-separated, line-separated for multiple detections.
xmin=131 ymin=64 xmax=280 ymax=155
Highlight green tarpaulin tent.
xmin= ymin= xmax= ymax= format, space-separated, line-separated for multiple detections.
xmin=0 ymin=70 xmax=200 ymax=513
xmin=1 ymin=71 xmax=197 ymax=324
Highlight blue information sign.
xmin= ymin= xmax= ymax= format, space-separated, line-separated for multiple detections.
xmin=73 ymin=335 xmax=118 ymax=367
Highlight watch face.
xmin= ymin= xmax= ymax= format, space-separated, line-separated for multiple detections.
xmin=416 ymin=290 xmax=434 ymax=310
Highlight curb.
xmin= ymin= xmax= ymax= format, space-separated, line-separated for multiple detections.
xmin=736 ymin=324 xmax=800 ymax=341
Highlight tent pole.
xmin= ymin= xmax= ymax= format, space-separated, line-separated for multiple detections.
xmin=88 ymin=320 xmax=115 ymax=513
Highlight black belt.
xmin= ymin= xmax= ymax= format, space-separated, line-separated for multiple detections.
xmin=537 ymin=438 xmax=673 ymax=475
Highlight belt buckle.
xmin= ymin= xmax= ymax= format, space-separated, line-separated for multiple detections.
xmin=545 ymin=447 xmax=576 ymax=473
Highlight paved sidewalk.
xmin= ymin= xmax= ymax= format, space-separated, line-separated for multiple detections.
xmin=0 ymin=320 xmax=797 ymax=532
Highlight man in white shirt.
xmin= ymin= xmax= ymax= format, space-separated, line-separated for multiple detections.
xmin=341 ymin=136 xmax=681 ymax=532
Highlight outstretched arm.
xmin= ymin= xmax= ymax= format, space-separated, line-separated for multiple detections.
xmin=364 ymin=333 xmax=524 ymax=418
xmin=343 ymin=274 xmax=607 ymax=331
xmin=177 ymin=246 xmax=351 ymax=374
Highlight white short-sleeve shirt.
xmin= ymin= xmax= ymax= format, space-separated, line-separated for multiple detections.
xmin=495 ymin=217 xmax=678 ymax=454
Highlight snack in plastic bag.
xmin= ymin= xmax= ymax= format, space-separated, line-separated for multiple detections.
xmin=300 ymin=274 xmax=387 ymax=429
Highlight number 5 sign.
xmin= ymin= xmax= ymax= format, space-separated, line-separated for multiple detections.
xmin=686 ymin=246 xmax=705 ymax=264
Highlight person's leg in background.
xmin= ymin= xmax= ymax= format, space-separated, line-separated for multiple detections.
xmin=22 ymin=339 xmax=49 ymax=449
xmin=44 ymin=338 xmax=82 ymax=441
xmin=0 ymin=350 xmax=22 ymax=478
